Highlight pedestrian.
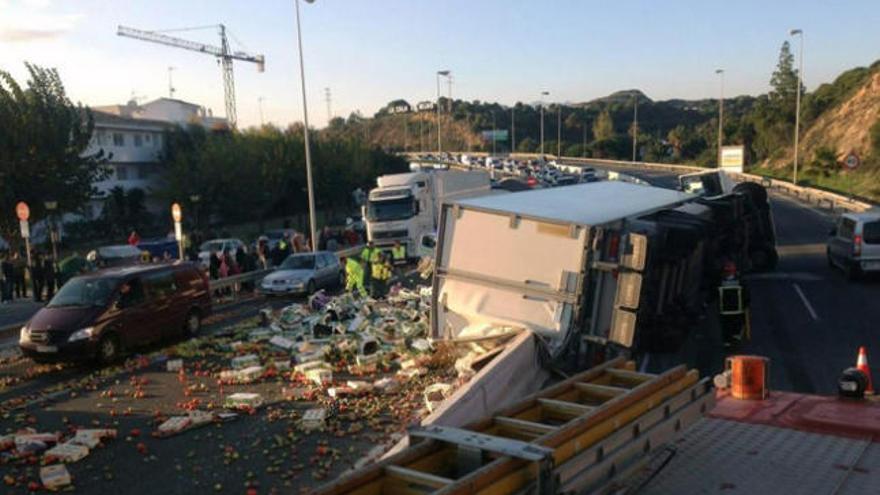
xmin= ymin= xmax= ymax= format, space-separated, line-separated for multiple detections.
xmin=1 ymin=252 xmax=13 ymax=303
xmin=128 ymin=230 xmax=140 ymax=246
xmin=235 ymin=245 xmax=247 ymax=274
xmin=218 ymin=251 xmax=230 ymax=279
xmin=43 ymin=254 xmax=56 ymax=300
xmin=719 ymin=260 xmax=750 ymax=347
xmin=31 ymin=252 xmax=45 ymax=303
xmin=318 ymin=226 xmax=330 ymax=251
xmin=209 ymin=250 xmax=221 ymax=280
xmin=343 ymin=256 xmax=366 ymax=297
xmin=370 ymin=252 xmax=392 ymax=299
xmin=12 ymin=252 xmax=26 ymax=299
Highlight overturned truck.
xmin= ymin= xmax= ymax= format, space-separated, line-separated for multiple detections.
xmin=432 ymin=179 xmax=775 ymax=360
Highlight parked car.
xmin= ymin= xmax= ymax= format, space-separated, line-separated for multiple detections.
xmin=198 ymin=238 xmax=245 ymax=267
xmin=827 ymin=210 xmax=880 ymax=280
xmin=86 ymin=244 xmax=143 ymax=267
xmin=19 ymin=262 xmax=211 ymax=363
xmin=259 ymin=251 xmax=343 ymax=296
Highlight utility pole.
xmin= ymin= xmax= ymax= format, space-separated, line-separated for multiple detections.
xmin=632 ymin=95 xmax=638 ymax=162
xmin=294 ymin=0 xmax=317 ymax=252
xmin=492 ymin=113 xmax=497 ymax=155
xmin=790 ymin=29 xmax=804 ymax=185
xmin=716 ymin=69 xmax=724 ymax=166
xmin=540 ymin=91 xmax=549 ymax=155
xmin=168 ymin=66 xmax=176 ymax=98
xmin=511 ymin=106 xmax=516 ymax=153
xmin=447 ymin=75 xmax=453 ymax=113
xmin=258 ymin=96 xmax=265 ymax=125
xmin=324 ymin=87 xmax=332 ymax=124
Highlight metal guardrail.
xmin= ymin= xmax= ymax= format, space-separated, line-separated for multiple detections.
xmin=410 ymin=152 xmax=875 ymax=214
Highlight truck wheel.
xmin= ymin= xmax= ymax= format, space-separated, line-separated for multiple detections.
xmin=97 ymin=334 xmax=120 ymax=364
xmin=184 ymin=310 xmax=201 ymax=337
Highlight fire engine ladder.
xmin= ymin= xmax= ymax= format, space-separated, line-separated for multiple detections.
xmin=315 ymin=357 xmax=714 ymax=495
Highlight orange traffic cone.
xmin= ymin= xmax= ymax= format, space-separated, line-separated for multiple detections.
xmin=857 ymin=346 xmax=874 ymax=394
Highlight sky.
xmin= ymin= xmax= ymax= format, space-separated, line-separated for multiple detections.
xmin=1 ymin=0 xmax=879 ymax=129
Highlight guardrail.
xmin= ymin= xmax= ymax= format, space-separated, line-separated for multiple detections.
xmin=409 ymin=152 xmax=875 ymax=214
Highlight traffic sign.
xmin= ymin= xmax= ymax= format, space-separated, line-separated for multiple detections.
xmin=16 ymin=201 xmax=29 ymax=221
xmin=844 ymin=152 xmax=860 ymax=170
xmin=171 ymin=203 xmax=182 ymax=222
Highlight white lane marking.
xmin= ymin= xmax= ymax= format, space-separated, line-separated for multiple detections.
xmin=793 ymin=283 xmax=819 ymax=320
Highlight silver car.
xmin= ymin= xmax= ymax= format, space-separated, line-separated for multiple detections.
xmin=259 ymin=251 xmax=343 ymax=295
xmin=827 ymin=211 xmax=880 ymax=280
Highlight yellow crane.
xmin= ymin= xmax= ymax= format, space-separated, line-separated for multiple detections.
xmin=117 ymin=24 xmax=265 ymax=127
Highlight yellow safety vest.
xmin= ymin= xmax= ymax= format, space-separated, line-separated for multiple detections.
xmin=369 ymin=249 xmax=382 ymax=263
xmin=372 ymin=262 xmax=390 ymax=281
xmin=360 ymin=247 xmax=373 ymax=262
xmin=391 ymin=245 xmax=405 ymax=261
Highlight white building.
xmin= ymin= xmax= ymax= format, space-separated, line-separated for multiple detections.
xmin=85 ymin=111 xmax=170 ymax=217
xmin=94 ymin=97 xmax=228 ymax=129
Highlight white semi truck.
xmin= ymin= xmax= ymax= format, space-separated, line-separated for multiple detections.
xmin=364 ymin=170 xmax=491 ymax=258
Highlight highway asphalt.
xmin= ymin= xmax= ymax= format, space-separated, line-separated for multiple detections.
xmin=590 ymin=162 xmax=880 ymax=394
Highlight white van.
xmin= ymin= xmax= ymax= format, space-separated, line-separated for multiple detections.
xmin=827 ymin=210 xmax=880 ymax=280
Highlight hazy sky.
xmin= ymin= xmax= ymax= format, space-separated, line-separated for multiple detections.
xmin=2 ymin=0 xmax=879 ymax=128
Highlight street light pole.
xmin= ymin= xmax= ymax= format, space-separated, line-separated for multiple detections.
xmin=511 ymin=106 xmax=515 ymax=153
xmin=716 ymin=69 xmax=724 ymax=167
xmin=557 ymin=105 xmax=561 ymax=158
xmin=540 ymin=91 xmax=549 ymax=155
xmin=295 ymin=0 xmax=318 ymax=251
xmin=790 ymin=29 xmax=804 ymax=185
xmin=436 ymin=70 xmax=450 ymax=154
xmin=632 ymin=96 xmax=638 ymax=162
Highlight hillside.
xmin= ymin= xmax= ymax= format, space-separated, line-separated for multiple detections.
xmin=799 ymin=70 xmax=880 ymax=167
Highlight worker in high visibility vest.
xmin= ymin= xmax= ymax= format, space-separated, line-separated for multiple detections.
xmin=391 ymin=241 xmax=406 ymax=266
xmin=360 ymin=242 xmax=375 ymax=288
xmin=718 ymin=260 xmax=750 ymax=347
xmin=370 ymin=252 xmax=392 ymax=299
xmin=343 ymin=256 xmax=366 ymax=297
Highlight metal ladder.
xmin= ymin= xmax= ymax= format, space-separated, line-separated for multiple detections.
xmin=315 ymin=357 xmax=713 ymax=495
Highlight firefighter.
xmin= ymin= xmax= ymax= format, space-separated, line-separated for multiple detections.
xmin=718 ymin=260 xmax=749 ymax=347
xmin=360 ymin=242 xmax=376 ymax=288
xmin=343 ymin=256 xmax=366 ymax=297
xmin=370 ymin=252 xmax=392 ymax=299
xmin=391 ymin=240 xmax=406 ymax=276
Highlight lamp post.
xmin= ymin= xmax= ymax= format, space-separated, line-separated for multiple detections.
xmin=540 ymin=91 xmax=549 ymax=155
xmin=716 ymin=69 xmax=724 ymax=167
xmin=294 ymin=0 xmax=318 ymax=251
xmin=436 ymin=70 xmax=450 ymax=154
xmin=557 ymin=105 xmax=562 ymax=158
xmin=632 ymin=95 xmax=638 ymax=162
xmin=790 ymin=29 xmax=804 ymax=185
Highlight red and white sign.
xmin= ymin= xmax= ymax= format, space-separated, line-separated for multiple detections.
xmin=16 ymin=201 xmax=30 ymax=221
xmin=171 ymin=203 xmax=182 ymax=222
xmin=844 ymin=152 xmax=860 ymax=170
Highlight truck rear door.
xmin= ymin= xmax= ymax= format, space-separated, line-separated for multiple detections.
xmin=432 ymin=204 xmax=588 ymax=343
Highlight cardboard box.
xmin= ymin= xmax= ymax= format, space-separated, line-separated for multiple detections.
xmin=269 ymin=335 xmax=295 ymax=350
xmin=40 ymin=464 xmax=71 ymax=490
xmin=157 ymin=417 xmax=192 ymax=435
xmin=231 ymin=354 xmax=260 ymax=370
xmin=299 ymin=408 xmax=326 ymax=431
xmin=45 ymin=442 xmax=89 ymax=463
xmin=166 ymin=359 xmax=183 ymax=372
xmin=305 ymin=368 xmax=332 ymax=386
xmin=224 ymin=393 xmax=264 ymax=410
xmin=70 ymin=429 xmax=115 ymax=449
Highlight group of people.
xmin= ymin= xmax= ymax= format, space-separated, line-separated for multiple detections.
xmin=207 ymin=246 xmax=259 ymax=280
xmin=1 ymin=250 xmax=58 ymax=303
xmin=344 ymin=240 xmax=406 ymax=299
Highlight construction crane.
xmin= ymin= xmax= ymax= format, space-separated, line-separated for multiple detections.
xmin=117 ymin=24 xmax=265 ymax=127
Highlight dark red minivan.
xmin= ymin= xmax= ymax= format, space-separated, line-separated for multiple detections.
xmin=19 ymin=262 xmax=211 ymax=363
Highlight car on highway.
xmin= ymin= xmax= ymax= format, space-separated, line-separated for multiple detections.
xmin=580 ymin=167 xmax=599 ymax=183
xmin=19 ymin=263 xmax=211 ymax=363
xmin=198 ymin=238 xmax=246 ymax=267
xmin=827 ymin=211 xmax=880 ymax=280
xmin=259 ymin=251 xmax=343 ymax=296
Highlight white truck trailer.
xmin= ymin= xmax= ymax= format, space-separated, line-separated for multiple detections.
xmin=364 ymin=170 xmax=491 ymax=258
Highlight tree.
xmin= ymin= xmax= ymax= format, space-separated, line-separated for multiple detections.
xmin=517 ymin=137 xmax=537 ymax=153
xmin=769 ymin=41 xmax=804 ymax=114
xmin=593 ymin=110 xmax=615 ymax=141
xmin=0 ymin=63 xmax=107 ymax=247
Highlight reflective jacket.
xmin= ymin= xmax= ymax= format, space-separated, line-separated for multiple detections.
xmin=391 ymin=245 xmax=405 ymax=261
